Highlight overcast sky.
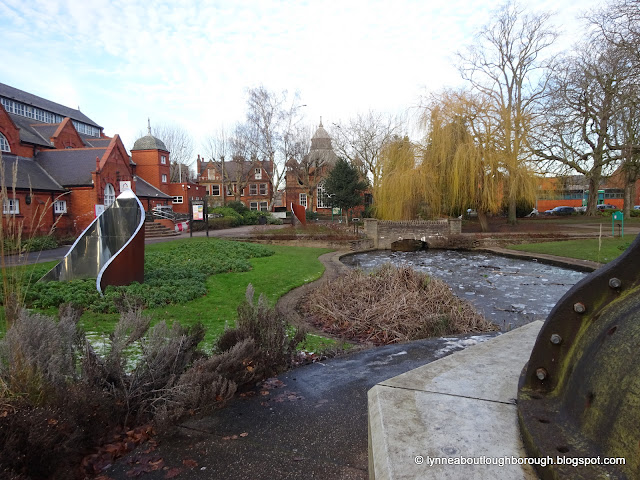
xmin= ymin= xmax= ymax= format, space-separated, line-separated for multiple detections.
xmin=1 ymin=0 xmax=604 ymax=158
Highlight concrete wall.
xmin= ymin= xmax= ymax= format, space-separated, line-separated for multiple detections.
xmin=364 ymin=219 xmax=462 ymax=249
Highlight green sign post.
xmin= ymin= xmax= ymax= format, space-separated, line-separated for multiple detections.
xmin=612 ymin=211 xmax=624 ymax=237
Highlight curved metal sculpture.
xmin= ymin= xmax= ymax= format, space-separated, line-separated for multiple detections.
xmin=518 ymin=233 xmax=640 ymax=479
xmin=291 ymin=202 xmax=306 ymax=225
xmin=41 ymin=189 xmax=145 ymax=293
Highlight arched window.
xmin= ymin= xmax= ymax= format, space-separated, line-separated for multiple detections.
xmin=104 ymin=183 xmax=115 ymax=207
xmin=0 ymin=133 xmax=10 ymax=152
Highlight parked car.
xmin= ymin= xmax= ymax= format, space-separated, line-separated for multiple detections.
xmin=575 ymin=205 xmax=587 ymax=213
xmin=544 ymin=206 xmax=575 ymax=215
xmin=596 ymin=204 xmax=617 ymax=211
xmin=633 ymin=205 xmax=640 ymax=210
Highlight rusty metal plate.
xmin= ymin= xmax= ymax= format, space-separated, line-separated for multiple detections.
xmin=40 ymin=189 xmax=145 ymax=293
xmin=518 ymin=234 xmax=640 ymax=479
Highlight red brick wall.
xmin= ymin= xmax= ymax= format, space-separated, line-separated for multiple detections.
xmin=0 ymin=190 xmax=75 ymax=237
xmin=50 ymin=118 xmax=85 ymax=149
xmin=0 ymin=107 xmax=34 ymax=157
xmin=131 ymin=149 xmax=170 ymax=194
xmin=167 ymin=183 xmax=207 ymax=214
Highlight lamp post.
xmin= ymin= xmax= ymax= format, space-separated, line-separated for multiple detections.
xmin=327 ymin=193 xmax=335 ymax=222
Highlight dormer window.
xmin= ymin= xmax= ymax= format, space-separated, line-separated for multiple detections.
xmin=0 ymin=133 xmax=10 ymax=152
xmin=161 ymin=155 xmax=167 ymax=164
xmin=254 ymin=168 xmax=262 ymax=180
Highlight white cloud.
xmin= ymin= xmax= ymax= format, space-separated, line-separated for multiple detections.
xmin=0 ymin=0 xmax=606 ymax=154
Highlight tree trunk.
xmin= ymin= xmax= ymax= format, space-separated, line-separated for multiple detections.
xmin=507 ymin=198 xmax=517 ymax=225
xmin=477 ymin=211 xmax=490 ymax=233
xmin=586 ymin=174 xmax=601 ymax=216
xmin=623 ymin=181 xmax=634 ymax=219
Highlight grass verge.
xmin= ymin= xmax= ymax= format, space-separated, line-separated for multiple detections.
xmin=507 ymin=235 xmax=636 ymax=263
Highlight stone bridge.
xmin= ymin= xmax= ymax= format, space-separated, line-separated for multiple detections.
xmin=363 ymin=218 xmax=462 ymax=250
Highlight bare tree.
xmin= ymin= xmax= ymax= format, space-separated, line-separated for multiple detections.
xmin=458 ymin=1 xmax=558 ymax=224
xmin=330 ymin=111 xmax=401 ymax=192
xmin=244 ymin=86 xmax=306 ymax=208
xmin=533 ymin=40 xmax=635 ymax=215
xmin=136 ymin=123 xmax=195 ymax=182
xmin=588 ymin=0 xmax=640 ymax=69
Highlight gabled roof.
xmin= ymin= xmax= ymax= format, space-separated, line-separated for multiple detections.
xmin=134 ymin=175 xmax=172 ymax=199
xmin=82 ymin=136 xmax=112 ymax=148
xmin=35 ymin=148 xmax=106 ymax=186
xmin=0 ymin=82 xmax=101 ymax=128
xmin=1 ymin=153 xmax=65 ymax=191
xmin=203 ymin=158 xmax=272 ymax=180
xmin=8 ymin=114 xmax=53 ymax=147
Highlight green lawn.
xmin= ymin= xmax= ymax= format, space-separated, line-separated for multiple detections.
xmin=507 ymin=235 xmax=636 ymax=263
xmin=3 ymin=240 xmax=335 ymax=350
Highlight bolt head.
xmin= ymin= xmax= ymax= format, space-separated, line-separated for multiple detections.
xmin=550 ymin=334 xmax=562 ymax=345
xmin=609 ymin=278 xmax=622 ymax=289
xmin=536 ymin=368 xmax=548 ymax=381
xmin=573 ymin=302 xmax=586 ymax=313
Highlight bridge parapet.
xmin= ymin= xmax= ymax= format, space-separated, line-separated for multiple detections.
xmin=364 ymin=218 xmax=461 ymax=250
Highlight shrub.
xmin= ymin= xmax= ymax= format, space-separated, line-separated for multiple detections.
xmin=301 ymin=264 xmax=498 ymax=345
xmin=216 ymin=284 xmax=306 ymax=376
xmin=21 ymin=235 xmax=59 ymax=252
xmin=226 ymin=200 xmax=249 ymax=215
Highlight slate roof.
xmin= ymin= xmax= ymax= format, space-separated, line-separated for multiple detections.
xmin=35 ymin=148 xmax=106 ymax=187
xmin=9 ymin=114 xmax=53 ymax=147
xmin=81 ymin=136 xmax=112 ymax=148
xmin=203 ymin=159 xmax=272 ymax=180
xmin=311 ymin=120 xmax=333 ymax=151
xmin=0 ymin=82 xmax=102 ymax=128
xmin=1 ymin=153 xmax=65 ymax=191
xmin=134 ymin=176 xmax=172 ymax=199
xmin=131 ymin=135 xmax=168 ymax=151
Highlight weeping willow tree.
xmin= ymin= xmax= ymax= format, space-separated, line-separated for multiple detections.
xmin=419 ymin=90 xmax=537 ymax=232
xmin=373 ymin=136 xmax=421 ymax=220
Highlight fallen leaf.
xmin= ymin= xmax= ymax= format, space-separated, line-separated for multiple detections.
xmin=239 ymin=432 xmax=248 ymax=437
xmin=183 ymin=459 xmax=198 ymax=468
xmin=260 ymin=390 xmax=270 ymax=396
xmin=47 ymin=418 xmax=58 ymax=425
xmin=164 ymin=467 xmax=182 ymax=479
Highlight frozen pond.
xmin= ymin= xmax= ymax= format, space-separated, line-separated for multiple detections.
xmin=341 ymin=250 xmax=588 ymax=330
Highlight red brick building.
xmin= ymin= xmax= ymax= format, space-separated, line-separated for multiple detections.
xmin=285 ymin=120 xmax=337 ymax=214
xmin=195 ymin=156 xmax=274 ymax=211
xmin=0 ymin=82 xmax=143 ymax=235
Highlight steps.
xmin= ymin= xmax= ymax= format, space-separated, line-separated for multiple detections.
xmin=144 ymin=221 xmax=180 ymax=238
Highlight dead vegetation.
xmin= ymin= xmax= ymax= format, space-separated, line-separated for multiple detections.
xmin=301 ymin=264 xmax=498 ymax=345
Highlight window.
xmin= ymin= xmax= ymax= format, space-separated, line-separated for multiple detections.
xmin=254 ymin=168 xmax=262 ymax=180
xmin=0 ymin=133 xmax=10 ymax=152
xmin=53 ymin=200 xmax=67 ymax=214
xmin=104 ymin=183 xmax=115 ymax=207
xmin=317 ymin=182 xmax=329 ymax=208
xmin=259 ymin=184 xmax=267 ymax=195
xmin=3 ymin=198 xmax=19 ymax=214
xmin=162 ymin=174 xmax=168 ymax=183
xmin=249 ymin=184 xmax=257 ymax=195
xmin=211 ymin=185 xmax=220 ymax=196
xmin=208 ymin=169 xmax=217 ymax=180
xmin=260 ymin=201 xmax=268 ymax=211
xmin=161 ymin=155 xmax=167 ymax=164
xmin=173 ymin=196 xmax=183 ymax=204
xmin=250 ymin=202 xmax=258 ymax=211
xmin=299 ymin=193 xmax=307 ymax=207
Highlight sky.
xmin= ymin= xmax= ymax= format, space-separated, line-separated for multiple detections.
xmin=0 ymin=0 xmax=605 ymax=159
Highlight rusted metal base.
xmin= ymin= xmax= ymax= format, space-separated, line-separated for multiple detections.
xmin=518 ymin=234 xmax=640 ymax=479
xmin=291 ymin=202 xmax=306 ymax=225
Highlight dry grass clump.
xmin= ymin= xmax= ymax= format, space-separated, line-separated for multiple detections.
xmin=302 ymin=264 xmax=498 ymax=345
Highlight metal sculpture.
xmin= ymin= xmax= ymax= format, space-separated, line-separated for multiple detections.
xmin=518 ymin=233 xmax=640 ymax=479
xmin=41 ymin=189 xmax=145 ymax=293
xmin=291 ymin=202 xmax=306 ymax=225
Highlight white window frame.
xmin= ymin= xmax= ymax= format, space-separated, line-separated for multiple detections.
xmin=3 ymin=198 xmax=19 ymax=214
xmin=249 ymin=184 xmax=257 ymax=195
xmin=53 ymin=200 xmax=67 ymax=214
xmin=162 ymin=174 xmax=168 ymax=183
xmin=211 ymin=184 xmax=220 ymax=196
xmin=260 ymin=201 xmax=268 ymax=211
xmin=299 ymin=193 xmax=307 ymax=208
xmin=0 ymin=133 xmax=10 ymax=152
xmin=161 ymin=155 xmax=167 ymax=164
xmin=173 ymin=196 xmax=183 ymax=204
xmin=259 ymin=183 xmax=267 ymax=195
xmin=208 ymin=169 xmax=217 ymax=180
xmin=250 ymin=201 xmax=258 ymax=211
xmin=104 ymin=183 xmax=115 ymax=207
xmin=317 ymin=182 xmax=329 ymax=209
xmin=254 ymin=168 xmax=262 ymax=180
